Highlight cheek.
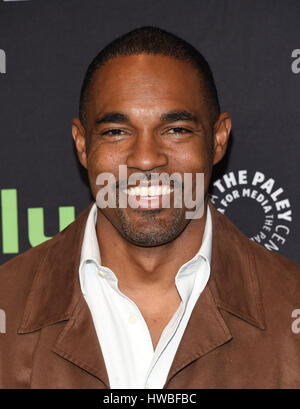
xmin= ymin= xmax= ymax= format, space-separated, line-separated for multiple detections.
xmin=85 ymin=144 xmax=122 ymax=200
xmin=171 ymin=140 xmax=213 ymax=174
xmin=87 ymin=143 xmax=122 ymax=178
xmin=170 ymin=141 xmax=213 ymax=197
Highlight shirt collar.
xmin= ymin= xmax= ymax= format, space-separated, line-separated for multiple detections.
xmin=79 ymin=203 xmax=101 ymax=267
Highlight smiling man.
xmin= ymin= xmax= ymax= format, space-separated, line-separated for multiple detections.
xmin=1 ymin=26 xmax=300 ymax=389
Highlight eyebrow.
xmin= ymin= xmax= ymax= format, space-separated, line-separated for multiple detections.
xmin=160 ymin=110 xmax=197 ymax=123
xmin=95 ymin=112 xmax=129 ymax=125
xmin=94 ymin=110 xmax=197 ymax=125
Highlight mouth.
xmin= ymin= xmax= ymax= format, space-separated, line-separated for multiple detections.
xmin=120 ymin=182 xmax=175 ymax=209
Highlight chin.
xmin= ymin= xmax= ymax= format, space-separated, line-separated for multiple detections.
xmin=116 ymin=207 xmax=184 ymax=247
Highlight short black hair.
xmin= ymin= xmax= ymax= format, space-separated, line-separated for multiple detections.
xmin=79 ymin=26 xmax=220 ymax=128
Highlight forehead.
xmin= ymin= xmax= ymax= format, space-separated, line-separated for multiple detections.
xmin=87 ymin=54 xmax=209 ymax=122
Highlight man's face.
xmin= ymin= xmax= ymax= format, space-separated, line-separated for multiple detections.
xmin=73 ymin=54 xmax=231 ymax=246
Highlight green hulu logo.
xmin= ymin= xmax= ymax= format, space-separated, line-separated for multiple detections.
xmin=1 ymin=189 xmax=75 ymax=254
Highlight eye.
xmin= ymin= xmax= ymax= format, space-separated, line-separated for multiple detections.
xmin=166 ymin=127 xmax=192 ymax=135
xmin=101 ymin=129 xmax=126 ymax=136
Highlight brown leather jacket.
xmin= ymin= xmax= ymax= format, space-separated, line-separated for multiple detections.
xmin=1 ymin=201 xmax=300 ymax=389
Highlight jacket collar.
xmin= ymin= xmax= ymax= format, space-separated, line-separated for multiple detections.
xmin=207 ymin=201 xmax=266 ymax=330
xmin=17 ymin=199 xmax=265 ymax=387
xmin=18 ymin=202 xmax=93 ymax=334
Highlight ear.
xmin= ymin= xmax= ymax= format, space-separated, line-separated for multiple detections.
xmin=72 ymin=118 xmax=88 ymax=169
xmin=212 ymin=112 xmax=232 ymax=165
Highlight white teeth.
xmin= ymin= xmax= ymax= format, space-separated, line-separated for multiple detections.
xmin=148 ymin=185 xmax=157 ymax=196
xmin=124 ymin=185 xmax=173 ymax=197
xmin=140 ymin=186 xmax=149 ymax=196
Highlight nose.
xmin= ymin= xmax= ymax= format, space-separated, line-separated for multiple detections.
xmin=126 ymin=131 xmax=168 ymax=172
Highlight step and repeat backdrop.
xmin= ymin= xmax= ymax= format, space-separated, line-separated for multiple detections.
xmin=0 ymin=0 xmax=299 ymax=264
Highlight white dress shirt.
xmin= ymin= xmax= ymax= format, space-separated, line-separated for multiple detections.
xmin=79 ymin=203 xmax=212 ymax=389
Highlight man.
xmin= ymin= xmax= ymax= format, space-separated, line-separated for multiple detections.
xmin=0 ymin=26 xmax=300 ymax=389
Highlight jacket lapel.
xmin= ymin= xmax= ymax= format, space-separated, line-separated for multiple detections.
xmin=164 ymin=200 xmax=266 ymax=387
xmin=164 ymin=284 xmax=233 ymax=386
xmin=207 ymin=201 xmax=266 ymax=330
xmin=52 ymin=295 xmax=110 ymax=388
xmin=17 ymin=202 xmax=110 ymax=388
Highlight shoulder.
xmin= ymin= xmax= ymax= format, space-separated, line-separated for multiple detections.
xmin=247 ymin=235 xmax=300 ymax=307
xmin=0 ymin=203 xmax=89 ymax=306
xmin=211 ymin=201 xmax=299 ymax=272
xmin=247 ymin=233 xmax=299 ymax=275
xmin=0 ymin=202 xmax=92 ymax=293
xmin=213 ymin=204 xmax=300 ymax=305
xmin=0 ymin=239 xmax=52 ymax=336
xmin=0 ymin=237 xmax=52 ymax=309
